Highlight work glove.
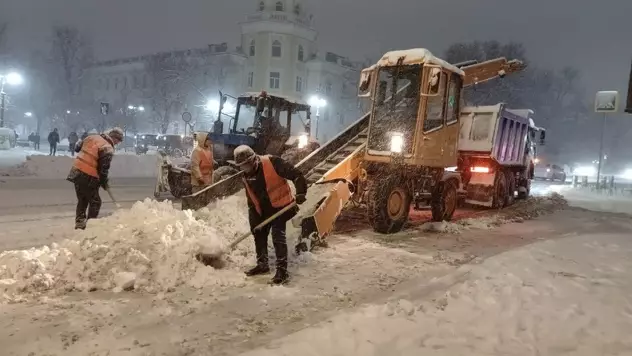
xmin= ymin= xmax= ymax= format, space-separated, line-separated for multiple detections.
xmin=295 ymin=194 xmax=306 ymax=205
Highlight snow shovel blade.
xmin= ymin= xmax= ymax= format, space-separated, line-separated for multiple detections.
xmin=199 ymin=202 xmax=298 ymax=268
xmin=181 ymin=171 xmax=244 ymax=210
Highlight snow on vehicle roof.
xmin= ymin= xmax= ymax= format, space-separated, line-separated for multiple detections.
xmin=376 ymin=48 xmax=464 ymax=75
xmin=240 ymin=92 xmax=308 ymax=106
xmin=0 ymin=127 xmax=14 ymax=135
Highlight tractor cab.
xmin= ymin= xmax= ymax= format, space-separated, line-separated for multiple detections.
xmin=360 ymin=49 xmax=465 ymax=168
xmin=211 ymin=91 xmax=312 ymax=164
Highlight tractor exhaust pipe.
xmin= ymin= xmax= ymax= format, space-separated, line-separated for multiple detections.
xmin=626 ymin=58 xmax=632 ymax=114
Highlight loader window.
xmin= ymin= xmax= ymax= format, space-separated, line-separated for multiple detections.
xmin=367 ymin=65 xmax=420 ymax=154
xmin=445 ymin=73 xmax=461 ymax=125
xmin=423 ymin=71 xmax=447 ymax=132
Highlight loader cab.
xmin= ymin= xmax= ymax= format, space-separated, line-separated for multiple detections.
xmin=363 ymin=50 xmax=464 ymax=168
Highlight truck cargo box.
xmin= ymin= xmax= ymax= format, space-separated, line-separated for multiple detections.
xmin=458 ymin=104 xmax=530 ymax=166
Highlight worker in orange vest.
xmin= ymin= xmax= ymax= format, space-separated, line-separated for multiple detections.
xmin=66 ymin=128 xmax=124 ymax=230
xmin=232 ymin=145 xmax=307 ymax=285
xmin=190 ymin=132 xmax=214 ymax=193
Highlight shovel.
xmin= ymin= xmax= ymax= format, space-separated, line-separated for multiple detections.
xmin=181 ymin=171 xmax=244 ymax=210
xmin=104 ymin=187 xmax=122 ymax=208
xmin=197 ymin=202 xmax=298 ymax=268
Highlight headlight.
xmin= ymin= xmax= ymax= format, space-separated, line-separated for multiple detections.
xmin=390 ymin=132 xmax=403 ymax=153
xmin=180 ymin=135 xmax=184 ymax=138
xmin=163 ymin=137 xmax=167 ymax=140
xmin=298 ymin=134 xmax=308 ymax=149
xmin=546 ymin=168 xmax=551 ymax=172
xmin=141 ymin=135 xmax=145 ymax=139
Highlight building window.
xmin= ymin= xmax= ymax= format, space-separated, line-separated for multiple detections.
xmin=105 ymin=78 xmax=110 ymax=91
xmin=325 ymin=82 xmax=332 ymax=95
xmin=248 ymin=72 xmax=254 ymax=87
xmin=114 ymin=77 xmax=119 ymax=90
xmin=269 ymin=72 xmax=280 ymax=89
xmin=97 ymin=78 xmax=102 ymax=89
xmin=123 ymin=77 xmax=128 ymax=89
xmin=249 ymin=40 xmax=255 ymax=57
xmin=275 ymin=1 xmax=284 ymax=11
xmin=142 ymin=74 xmax=147 ymax=89
xmin=258 ymin=1 xmax=264 ymax=11
xmin=297 ymin=45 xmax=304 ymax=62
xmin=295 ymin=76 xmax=303 ymax=92
xmin=272 ymin=40 xmax=282 ymax=57
xmin=294 ymin=4 xmax=301 ymax=14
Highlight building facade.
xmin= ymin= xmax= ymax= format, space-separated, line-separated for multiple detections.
xmin=87 ymin=0 xmax=363 ymax=142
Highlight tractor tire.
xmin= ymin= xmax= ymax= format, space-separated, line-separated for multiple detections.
xmin=213 ymin=166 xmax=242 ymax=196
xmin=505 ymin=171 xmax=516 ymax=207
xmin=492 ymin=171 xmax=508 ymax=209
xmin=517 ymin=179 xmax=531 ymax=200
xmin=431 ymin=179 xmax=458 ymax=222
xmin=367 ymin=176 xmax=412 ymax=234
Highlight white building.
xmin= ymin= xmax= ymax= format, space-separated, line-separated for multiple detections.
xmin=87 ymin=0 xmax=363 ymax=142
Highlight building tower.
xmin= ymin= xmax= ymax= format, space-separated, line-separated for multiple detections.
xmin=240 ymin=0 xmax=317 ymax=103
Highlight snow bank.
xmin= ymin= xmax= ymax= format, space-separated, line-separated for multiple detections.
xmin=0 ymin=196 xmax=253 ymax=302
xmin=0 ymin=148 xmax=42 ymax=170
xmin=553 ymin=186 xmax=632 ymax=215
xmin=240 ymin=232 xmax=632 ymax=355
xmin=419 ymin=194 xmax=568 ymax=233
xmin=0 ymin=152 xmax=160 ymax=178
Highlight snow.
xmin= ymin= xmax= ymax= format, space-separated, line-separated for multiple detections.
xmin=240 ymin=230 xmax=632 ymax=356
xmin=0 ymin=149 xmax=160 ymax=178
xmin=553 ymin=185 xmax=632 ymax=215
xmin=377 ymin=48 xmax=464 ymax=75
xmin=0 ymin=196 xmax=253 ymax=302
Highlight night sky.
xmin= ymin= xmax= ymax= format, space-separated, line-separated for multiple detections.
xmin=2 ymin=0 xmax=631 ymax=99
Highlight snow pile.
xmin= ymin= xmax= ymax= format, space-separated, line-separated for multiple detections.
xmin=0 ymin=152 xmax=160 ymax=178
xmin=0 ymin=196 xmax=253 ymax=302
xmin=419 ymin=194 xmax=568 ymax=234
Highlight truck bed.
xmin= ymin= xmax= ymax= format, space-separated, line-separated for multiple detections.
xmin=458 ymin=104 xmax=530 ymax=166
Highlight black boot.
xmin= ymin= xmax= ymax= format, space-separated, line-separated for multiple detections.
xmin=245 ymin=264 xmax=270 ymax=276
xmin=270 ymin=268 xmax=289 ymax=285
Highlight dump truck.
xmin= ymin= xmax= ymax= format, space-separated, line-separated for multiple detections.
xmin=456 ymin=105 xmax=545 ymax=209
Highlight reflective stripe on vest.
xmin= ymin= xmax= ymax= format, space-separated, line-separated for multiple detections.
xmin=243 ymin=155 xmax=294 ymax=215
xmin=73 ymin=135 xmax=111 ymax=178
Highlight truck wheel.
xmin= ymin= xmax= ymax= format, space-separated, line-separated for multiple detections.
xmin=505 ymin=171 xmax=515 ymax=207
xmin=517 ymin=179 xmax=531 ymax=200
xmin=431 ymin=180 xmax=458 ymax=222
xmin=492 ymin=171 xmax=508 ymax=209
xmin=368 ymin=176 xmax=411 ymax=234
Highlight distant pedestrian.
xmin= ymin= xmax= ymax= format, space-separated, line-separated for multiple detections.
xmin=34 ymin=133 xmax=40 ymax=150
xmin=48 ymin=128 xmax=60 ymax=156
xmin=28 ymin=132 xmax=35 ymax=148
xmin=68 ymin=131 xmax=79 ymax=157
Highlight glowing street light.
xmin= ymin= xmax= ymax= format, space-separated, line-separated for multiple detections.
xmin=206 ymin=98 xmax=235 ymax=113
xmin=24 ymin=112 xmax=33 ymax=117
xmin=0 ymin=71 xmax=24 ymax=127
xmin=308 ymin=95 xmax=327 ymax=138
xmin=66 ymin=110 xmax=71 ymax=114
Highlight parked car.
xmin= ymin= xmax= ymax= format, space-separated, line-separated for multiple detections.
xmin=535 ymin=164 xmax=566 ymax=182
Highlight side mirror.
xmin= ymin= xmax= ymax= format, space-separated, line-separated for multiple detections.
xmin=421 ymin=66 xmax=442 ymax=97
xmin=376 ymin=81 xmax=387 ymax=105
xmin=358 ymin=68 xmax=373 ymax=98
xmin=539 ymin=131 xmax=546 ymax=145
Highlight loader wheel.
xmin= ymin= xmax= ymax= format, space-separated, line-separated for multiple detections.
xmin=431 ymin=180 xmax=458 ymax=222
xmin=505 ymin=171 xmax=516 ymax=207
xmin=368 ymin=177 xmax=411 ymax=234
xmin=492 ymin=171 xmax=508 ymax=209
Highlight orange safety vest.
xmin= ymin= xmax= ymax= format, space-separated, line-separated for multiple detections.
xmin=199 ymin=149 xmax=213 ymax=178
xmin=243 ymin=155 xmax=294 ymax=215
xmin=73 ymin=135 xmax=112 ymax=178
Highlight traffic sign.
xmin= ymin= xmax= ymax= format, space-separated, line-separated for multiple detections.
xmin=182 ymin=111 xmax=192 ymax=123
xmin=595 ymin=91 xmax=619 ymax=113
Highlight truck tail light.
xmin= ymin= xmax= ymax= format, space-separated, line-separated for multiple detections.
xmin=470 ymin=166 xmax=490 ymax=173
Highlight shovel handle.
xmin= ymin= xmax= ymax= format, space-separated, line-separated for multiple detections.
xmin=186 ymin=171 xmax=244 ymax=198
xmin=228 ymin=202 xmax=298 ymax=250
xmin=105 ymin=187 xmax=121 ymax=208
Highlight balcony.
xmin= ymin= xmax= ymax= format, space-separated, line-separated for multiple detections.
xmin=246 ymin=11 xmax=312 ymax=28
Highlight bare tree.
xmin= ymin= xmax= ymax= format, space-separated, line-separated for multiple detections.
xmin=48 ymin=26 xmax=95 ymax=132
xmin=143 ymin=53 xmax=193 ymax=133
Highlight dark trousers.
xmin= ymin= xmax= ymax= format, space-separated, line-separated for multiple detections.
xmin=34 ymin=141 xmax=40 ymax=150
xmin=49 ymin=143 xmax=57 ymax=156
xmin=74 ymin=180 xmax=102 ymax=228
xmin=69 ymin=142 xmax=76 ymax=156
xmin=252 ymin=216 xmax=289 ymax=272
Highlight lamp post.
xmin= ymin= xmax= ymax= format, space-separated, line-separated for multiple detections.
xmin=0 ymin=72 xmax=24 ymax=127
xmin=308 ymin=95 xmax=327 ymax=139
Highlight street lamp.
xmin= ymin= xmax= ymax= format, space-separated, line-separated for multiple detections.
xmin=24 ymin=112 xmax=33 ymax=117
xmin=0 ymin=72 xmax=24 ymax=127
xmin=308 ymin=95 xmax=327 ymax=138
